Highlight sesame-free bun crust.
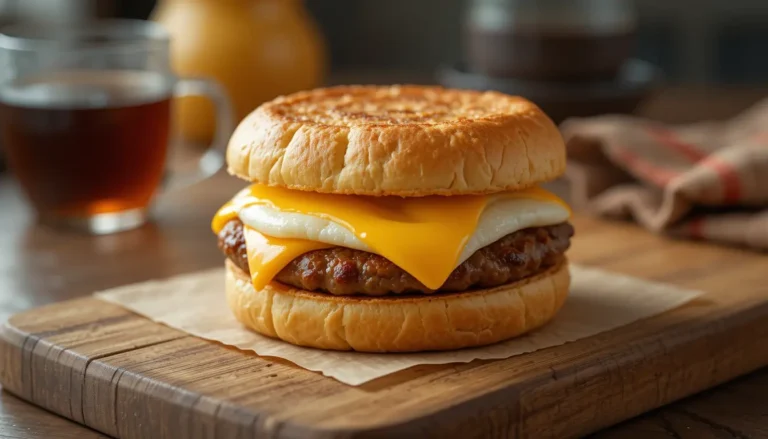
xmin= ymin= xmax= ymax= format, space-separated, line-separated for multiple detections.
xmin=225 ymin=259 xmax=570 ymax=352
xmin=227 ymin=85 xmax=565 ymax=196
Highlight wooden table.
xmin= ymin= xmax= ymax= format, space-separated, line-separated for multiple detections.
xmin=1 ymin=87 xmax=767 ymax=438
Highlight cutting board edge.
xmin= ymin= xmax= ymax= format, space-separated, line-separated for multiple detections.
xmin=3 ymin=296 xmax=768 ymax=438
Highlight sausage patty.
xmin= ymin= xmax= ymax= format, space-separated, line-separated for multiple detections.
xmin=218 ymin=219 xmax=573 ymax=296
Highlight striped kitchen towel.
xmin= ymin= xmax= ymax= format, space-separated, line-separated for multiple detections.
xmin=561 ymin=99 xmax=768 ymax=250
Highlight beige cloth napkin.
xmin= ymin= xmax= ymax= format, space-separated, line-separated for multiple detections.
xmin=95 ymin=265 xmax=701 ymax=386
xmin=561 ymin=99 xmax=768 ymax=250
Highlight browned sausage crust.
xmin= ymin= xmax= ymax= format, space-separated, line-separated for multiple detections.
xmin=218 ymin=220 xmax=573 ymax=296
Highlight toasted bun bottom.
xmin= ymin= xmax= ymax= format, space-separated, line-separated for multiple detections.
xmin=225 ymin=259 xmax=570 ymax=352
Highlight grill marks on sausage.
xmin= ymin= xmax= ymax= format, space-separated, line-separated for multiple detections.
xmin=218 ymin=220 xmax=573 ymax=296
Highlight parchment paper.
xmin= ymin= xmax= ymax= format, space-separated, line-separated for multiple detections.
xmin=95 ymin=265 xmax=702 ymax=385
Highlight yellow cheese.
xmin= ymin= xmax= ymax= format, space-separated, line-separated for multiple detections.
xmin=213 ymin=184 xmax=569 ymax=290
xmin=243 ymin=226 xmax=332 ymax=289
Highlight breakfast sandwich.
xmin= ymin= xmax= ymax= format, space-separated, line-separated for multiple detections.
xmin=212 ymin=85 xmax=573 ymax=352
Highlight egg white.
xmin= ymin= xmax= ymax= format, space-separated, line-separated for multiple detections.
xmin=239 ymin=197 xmax=569 ymax=267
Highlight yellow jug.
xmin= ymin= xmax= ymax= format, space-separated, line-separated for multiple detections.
xmin=152 ymin=0 xmax=326 ymax=143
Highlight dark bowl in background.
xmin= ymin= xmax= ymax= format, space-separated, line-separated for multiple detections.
xmin=462 ymin=0 xmax=638 ymax=82
xmin=464 ymin=24 xmax=636 ymax=82
xmin=437 ymin=58 xmax=662 ymax=124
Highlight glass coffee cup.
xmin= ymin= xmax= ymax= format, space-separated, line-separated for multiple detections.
xmin=464 ymin=0 xmax=637 ymax=81
xmin=0 ymin=20 xmax=234 ymax=234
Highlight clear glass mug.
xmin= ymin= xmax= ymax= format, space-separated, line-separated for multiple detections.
xmin=0 ymin=19 xmax=234 ymax=234
xmin=464 ymin=0 xmax=637 ymax=80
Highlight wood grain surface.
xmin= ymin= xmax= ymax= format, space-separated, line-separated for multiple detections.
xmin=2 ymin=86 xmax=768 ymax=438
xmin=2 ymin=213 xmax=767 ymax=438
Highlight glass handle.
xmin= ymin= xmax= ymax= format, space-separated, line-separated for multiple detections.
xmin=165 ymin=77 xmax=235 ymax=190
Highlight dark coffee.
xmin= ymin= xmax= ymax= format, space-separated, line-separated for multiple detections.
xmin=0 ymin=71 xmax=172 ymax=218
xmin=466 ymin=27 xmax=635 ymax=81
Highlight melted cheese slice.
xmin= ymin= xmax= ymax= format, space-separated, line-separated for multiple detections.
xmin=242 ymin=227 xmax=332 ymax=289
xmin=212 ymin=184 xmax=570 ymax=290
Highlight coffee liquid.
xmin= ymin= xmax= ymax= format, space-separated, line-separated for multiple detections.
xmin=466 ymin=27 xmax=635 ymax=81
xmin=0 ymin=71 xmax=173 ymax=217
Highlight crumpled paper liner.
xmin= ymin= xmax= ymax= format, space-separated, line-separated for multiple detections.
xmin=95 ymin=265 xmax=701 ymax=385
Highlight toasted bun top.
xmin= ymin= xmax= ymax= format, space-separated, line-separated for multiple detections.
xmin=227 ymin=85 xmax=565 ymax=196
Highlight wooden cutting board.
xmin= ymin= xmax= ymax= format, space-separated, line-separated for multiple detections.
xmin=2 ymin=215 xmax=768 ymax=439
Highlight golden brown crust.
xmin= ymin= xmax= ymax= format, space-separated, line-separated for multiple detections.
xmin=225 ymin=259 xmax=570 ymax=352
xmin=226 ymin=85 xmax=565 ymax=196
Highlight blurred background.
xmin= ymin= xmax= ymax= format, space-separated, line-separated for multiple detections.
xmin=1 ymin=0 xmax=767 ymax=223
xmin=3 ymin=0 xmax=765 ymax=84
xmin=1 ymin=0 xmax=766 ymax=141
